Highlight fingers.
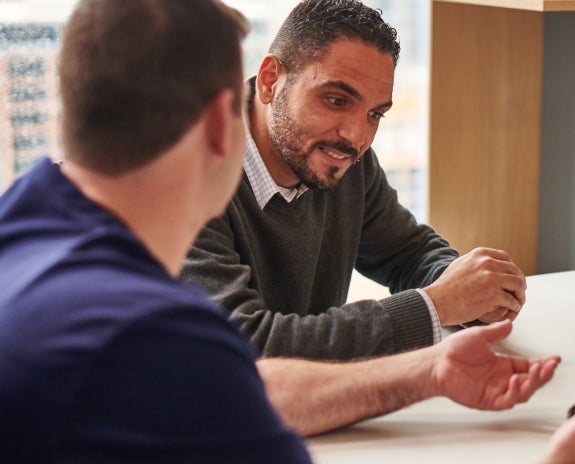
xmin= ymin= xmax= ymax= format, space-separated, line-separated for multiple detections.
xmin=469 ymin=247 xmax=512 ymax=262
xmin=429 ymin=248 xmax=526 ymax=326
xmin=495 ymin=357 xmax=561 ymax=409
xmin=517 ymin=362 xmax=544 ymax=402
xmin=463 ymin=249 xmax=526 ymax=321
xmin=478 ymin=307 xmax=511 ymax=323
xmin=513 ymin=357 xmax=560 ymax=397
xmin=500 ymin=275 xmax=527 ymax=307
xmin=475 ymin=283 xmax=523 ymax=323
xmin=469 ymin=247 xmax=527 ymax=306
xmin=468 ymin=247 xmax=523 ymax=276
xmin=507 ymin=355 xmax=560 ymax=377
xmin=493 ymin=363 xmax=540 ymax=409
xmin=508 ymin=355 xmax=531 ymax=373
xmin=517 ymin=358 xmax=560 ymax=401
xmin=539 ymin=356 xmax=562 ymax=382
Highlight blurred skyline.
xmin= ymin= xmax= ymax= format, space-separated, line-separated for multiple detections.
xmin=0 ymin=0 xmax=76 ymax=22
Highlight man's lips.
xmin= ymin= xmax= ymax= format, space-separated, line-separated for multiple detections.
xmin=316 ymin=141 xmax=360 ymax=164
xmin=320 ymin=146 xmax=350 ymax=161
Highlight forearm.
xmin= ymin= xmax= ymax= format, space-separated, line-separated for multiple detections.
xmin=259 ymin=321 xmax=561 ymax=438
xmin=187 ymin=246 xmax=437 ymax=358
xmin=257 ymin=347 xmax=439 ymax=436
xmin=238 ymin=291 xmax=435 ymax=359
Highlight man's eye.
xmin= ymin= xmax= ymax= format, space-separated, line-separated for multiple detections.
xmin=327 ymin=96 xmax=345 ymax=107
xmin=369 ymin=110 xmax=385 ymax=120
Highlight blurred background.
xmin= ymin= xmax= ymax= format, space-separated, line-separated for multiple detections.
xmin=0 ymin=0 xmax=429 ymax=298
xmin=0 ymin=0 xmax=430 ymax=221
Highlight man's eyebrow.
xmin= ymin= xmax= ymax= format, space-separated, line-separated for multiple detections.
xmin=376 ymin=100 xmax=393 ymax=111
xmin=325 ymin=80 xmax=362 ymax=99
xmin=324 ymin=80 xmax=393 ymax=110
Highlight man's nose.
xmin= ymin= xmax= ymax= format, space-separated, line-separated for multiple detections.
xmin=336 ymin=117 xmax=369 ymax=154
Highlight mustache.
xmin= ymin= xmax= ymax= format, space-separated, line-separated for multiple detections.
xmin=316 ymin=140 xmax=359 ymax=159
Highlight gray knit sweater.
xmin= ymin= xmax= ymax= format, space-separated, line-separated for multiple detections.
xmin=182 ymin=149 xmax=459 ymax=360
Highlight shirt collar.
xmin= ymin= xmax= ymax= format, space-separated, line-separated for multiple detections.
xmin=243 ymin=77 xmax=308 ymax=210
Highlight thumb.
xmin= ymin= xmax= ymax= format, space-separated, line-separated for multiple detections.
xmin=476 ymin=319 xmax=513 ymax=344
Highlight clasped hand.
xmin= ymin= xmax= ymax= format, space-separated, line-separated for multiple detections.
xmin=425 ymin=247 xmax=527 ymax=326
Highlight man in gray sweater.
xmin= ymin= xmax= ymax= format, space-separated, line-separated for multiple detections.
xmin=183 ymin=0 xmax=526 ymax=360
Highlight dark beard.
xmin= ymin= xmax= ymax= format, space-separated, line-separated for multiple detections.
xmin=268 ymin=84 xmax=359 ymax=190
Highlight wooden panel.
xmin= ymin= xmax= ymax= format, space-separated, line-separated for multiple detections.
xmin=545 ymin=0 xmax=575 ymax=11
xmin=433 ymin=0 xmax=575 ymax=11
xmin=429 ymin=2 xmax=543 ymax=275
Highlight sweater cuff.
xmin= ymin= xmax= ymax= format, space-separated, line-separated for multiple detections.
xmin=379 ymin=289 xmax=435 ymax=353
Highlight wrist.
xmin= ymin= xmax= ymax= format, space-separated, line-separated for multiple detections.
xmin=426 ymin=344 xmax=445 ymax=399
xmin=394 ymin=345 xmax=441 ymax=402
xmin=423 ymin=284 xmax=447 ymax=325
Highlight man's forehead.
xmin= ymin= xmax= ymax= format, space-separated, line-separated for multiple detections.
xmin=300 ymin=39 xmax=395 ymax=81
xmin=295 ymin=44 xmax=395 ymax=103
xmin=318 ymin=37 xmax=395 ymax=65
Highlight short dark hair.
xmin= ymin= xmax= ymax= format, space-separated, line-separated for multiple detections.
xmin=269 ymin=0 xmax=400 ymax=74
xmin=59 ymin=0 xmax=249 ymax=175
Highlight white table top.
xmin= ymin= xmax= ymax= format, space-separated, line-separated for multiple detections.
xmin=306 ymin=271 xmax=575 ymax=464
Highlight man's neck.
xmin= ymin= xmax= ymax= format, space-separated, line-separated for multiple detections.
xmin=60 ymin=158 xmax=203 ymax=278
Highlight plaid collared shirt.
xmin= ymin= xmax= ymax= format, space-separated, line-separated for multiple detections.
xmin=243 ymin=129 xmax=308 ymax=209
xmin=242 ymin=123 xmax=442 ymax=344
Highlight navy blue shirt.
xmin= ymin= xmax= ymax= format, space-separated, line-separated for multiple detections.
xmin=0 ymin=158 xmax=312 ymax=463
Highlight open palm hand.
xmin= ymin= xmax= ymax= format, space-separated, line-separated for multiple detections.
xmin=433 ymin=321 xmax=560 ymax=411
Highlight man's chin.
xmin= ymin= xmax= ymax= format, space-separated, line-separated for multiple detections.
xmin=291 ymin=162 xmax=348 ymax=191
xmin=301 ymin=176 xmax=343 ymax=191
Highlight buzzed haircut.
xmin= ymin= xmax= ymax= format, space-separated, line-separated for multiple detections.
xmin=269 ymin=0 xmax=400 ymax=74
xmin=59 ymin=0 xmax=249 ymax=175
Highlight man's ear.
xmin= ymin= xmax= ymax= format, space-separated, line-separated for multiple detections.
xmin=256 ymin=54 xmax=284 ymax=104
xmin=204 ymin=88 xmax=236 ymax=157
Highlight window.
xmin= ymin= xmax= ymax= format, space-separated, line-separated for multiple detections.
xmin=0 ymin=0 xmax=430 ymax=226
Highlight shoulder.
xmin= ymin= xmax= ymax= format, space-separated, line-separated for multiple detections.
xmin=64 ymin=285 xmax=312 ymax=461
